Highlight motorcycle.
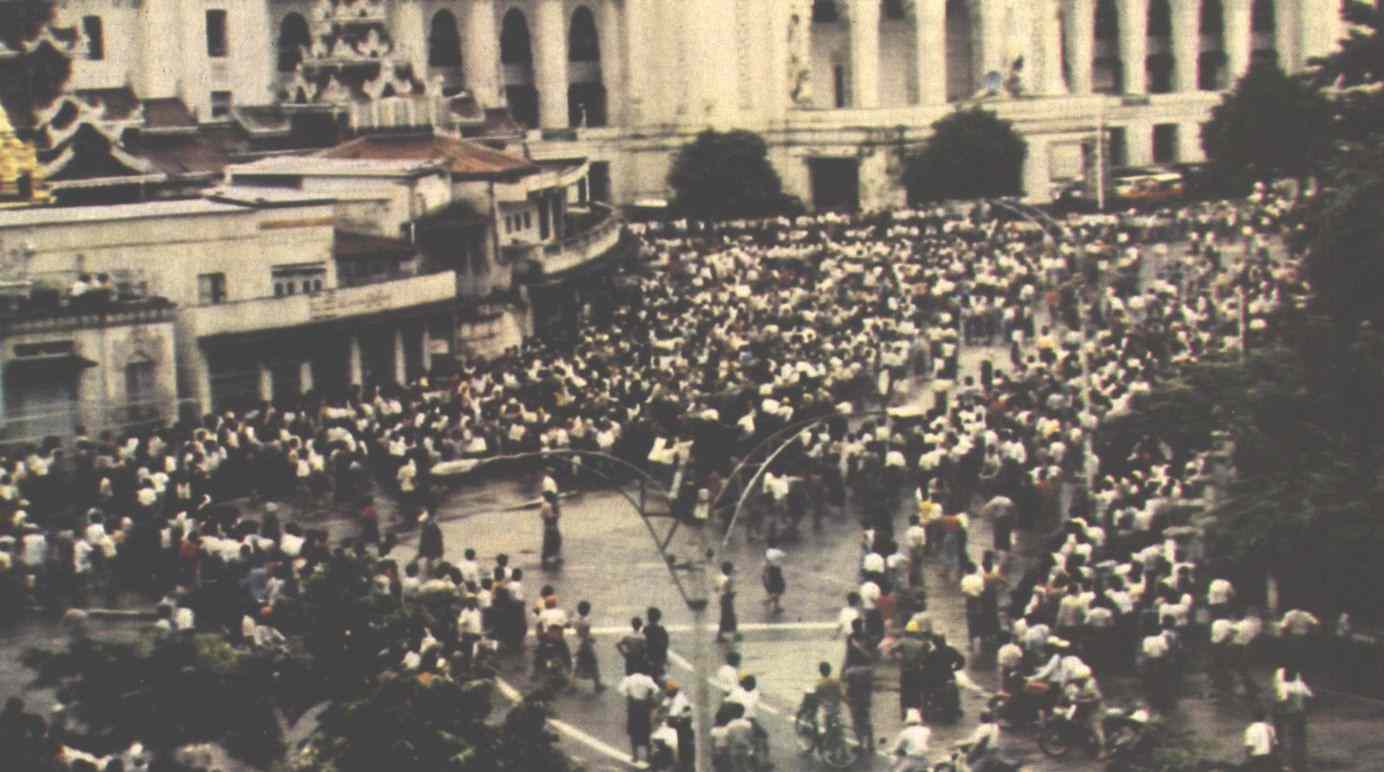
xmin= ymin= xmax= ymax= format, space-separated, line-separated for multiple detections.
xmin=988 ymin=678 xmax=1058 ymax=728
xmin=1036 ymin=702 xmax=1152 ymax=761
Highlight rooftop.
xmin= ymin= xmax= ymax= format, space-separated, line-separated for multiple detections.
xmin=0 ymin=197 xmax=247 ymax=228
xmin=320 ymin=133 xmax=538 ymax=179
xmin=228 ymin=153 xmax=443 ymax=178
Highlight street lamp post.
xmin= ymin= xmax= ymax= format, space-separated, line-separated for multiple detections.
xmin=435 ymin=448 xmax=715 ymax=772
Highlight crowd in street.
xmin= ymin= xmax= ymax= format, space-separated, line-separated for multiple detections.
xmin=0 ymin=184 xmax=1340 ymax=771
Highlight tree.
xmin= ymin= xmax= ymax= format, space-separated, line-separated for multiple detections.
xmin=296 ymin=672 xmax=575 ymax=772
xmin=1201 ymin=63 xmax=1332 ymax=188
xmin=667 ymin=130 xmax=803 ymax=222
xmin=1304 ymin=1 xmax=1384 ymax=149
xmin=902 ymin=107 xmax=1027 ymax=204
xmin=1295 ymin=140 xmax=1384 ymax=333
xmin=23 ymin=633 xmax=293 ymax=767
xmin=0 ymin=1 xmax=73 ymax=131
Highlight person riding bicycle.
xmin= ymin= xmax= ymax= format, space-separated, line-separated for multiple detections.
xmin=890 ymin=708 xmax=933 ymax=771
xmin=533 ymin=623 xmax=572 ymax=681
xmin=813 ymin=661 xmax=845 ymax=733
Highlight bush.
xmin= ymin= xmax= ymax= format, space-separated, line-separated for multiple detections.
xmin=903 ymin=107 xmax=1027 ymax=204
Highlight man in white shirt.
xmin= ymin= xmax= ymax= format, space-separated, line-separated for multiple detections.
xmin=1243 ymin=710 xmax=1277 ymax=771
xmin=891 ymin=708 xmax=932 ymax=769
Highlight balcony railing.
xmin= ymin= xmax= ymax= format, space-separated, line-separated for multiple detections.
xmin=184 ymin=271 xmax=457 ymax=339
xmin=0 ymin=298 xmax=177 ymax=337
xmin=535 ymin=202 xmax=623 ymax=277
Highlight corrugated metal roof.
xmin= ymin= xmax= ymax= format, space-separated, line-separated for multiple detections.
xmin=320 ymin=133 xmax=538 ymax=178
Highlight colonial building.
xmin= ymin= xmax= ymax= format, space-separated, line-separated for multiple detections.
xmin=0 ymin=188 xmax=458 ymax=417
xmin=40 ymin=0 xmax=1349 ymax=209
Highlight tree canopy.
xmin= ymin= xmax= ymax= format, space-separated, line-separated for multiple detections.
xmin=903 ymin=107 xmax=1027 ymax=204
xmin=666 ymin=129 xmax=803 ymax=222
xmin=1201 ymin=63 xmax=1333 ymax=187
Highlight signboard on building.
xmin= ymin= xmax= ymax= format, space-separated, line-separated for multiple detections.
xmin=308 ymin=287 xmax=392 ymax=321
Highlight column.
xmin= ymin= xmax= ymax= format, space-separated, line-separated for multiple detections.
xmin=1120 ymin=0 xmax=1148 ymax=94
xmin=1065 ymin=0 xmax=1097 ymax=95
xmin=191 ymin=347 xmax=213 ymax=417
xmin=916 ymin=0 xmax=947 ymax=104
xmin=464 ymin=0 xmax=503 ymax=106
xmin=1036 ymin=0 xmax=1068 ymax=94
xmin=978 ymin=0 xmax=1009 ymax=82
xmin=299 ymin=360 xmax=315 ymax=394
xmin=258 ymin=362 xmax=273 ymax=403
xmin=534 ymin=0 xmax=569 ymax=129
xmin=623 ymin=0 xmax=648 ymax=124
xmin=849 ymin=0 xmax=881 ymax=108
xmin=1023 ymin=136 xmax=1053 ymax=203
xmin=1224 ymin=0 xmax=1253 ymax=83
xmin=1170 ymin=0 xmax=1199 ymax=92
xmin=421 ymin=325 xmax=433 ymax=374
xmin=348 ymin=337 xmax=363 ymax=387
xmin=393 ymin=0 xmax=428 ymax=81
xmin=1273 ymin=0 xmax=1298 ymax=73
xmin=1125 ymin=120 xmax=1154 ymax=166
xmin=1177 ymin=120 xmax=1204 ymax=162
xmin=597 ymin=0 xmax=625 ymax=125
xmin=393 ymin=329 xmax=407 ymax=385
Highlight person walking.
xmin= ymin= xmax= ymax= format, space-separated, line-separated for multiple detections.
xmin=716 ymin=561 xmax=740 ymax=643
xmin=618 ymin=669 xmax=662 ymax=764
xmin=617 ymin=616 xmax=650 ymax=676
xmin=1273 ymin=665 xmax=1312 ymax=772
xmin=1243 ymin=709 xmax=1279 ymax=772
xmin=645 ymin=606 xmax=670 ymax=679
xmin=845 ymin=659 xmax=876 ymax=751
xmin=573 ymin=600 xmax=606 ymax=692
xmin=539 ymin=498 xmax=562 ymax=568
xmin=762 ymin=539 xmax=786 ymax=615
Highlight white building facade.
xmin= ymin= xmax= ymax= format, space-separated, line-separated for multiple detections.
xmin=52 ymin=0 xmax=1349 ymax=208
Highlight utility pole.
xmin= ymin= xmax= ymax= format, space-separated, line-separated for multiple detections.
xmin=689 ymin=522 xmax=713 ymax=772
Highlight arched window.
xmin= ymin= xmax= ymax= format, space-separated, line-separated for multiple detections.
xmin=429 ymin=10 xmax=462 ymax=67
xmin=569 ymin=6 xmax=600 ymax=62
xmin=501 ymin=9 xmax=533 ymax=65
xmin=278 ymin=13 xmax=310 ymax=72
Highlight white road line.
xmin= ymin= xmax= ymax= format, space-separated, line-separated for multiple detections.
xmin=493 ymin=676 xmax=648 ymax=769
xmin=586 ymin=620 xmax=839 ymax=636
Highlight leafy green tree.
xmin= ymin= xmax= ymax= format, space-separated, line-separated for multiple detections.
xmin=0 ymin=1 xmax=73 ymax=131
xmin=1304 ymin=1 xmax=1384 ymax=148
xmin=903 ymin=107 xmax=1027 ymax=204
xmin=1201 ymin=63 xmax=1332 ymax=188
xmin=1294 ymin=141 xmax=1384 ymax=332
xmin=667 ymin=130 xmax=803 ymax=222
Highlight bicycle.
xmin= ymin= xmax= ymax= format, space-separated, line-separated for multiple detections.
xmin=794 ymin=691 xmax=862 ymax=769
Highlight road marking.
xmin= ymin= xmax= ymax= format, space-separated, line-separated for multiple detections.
xmin=665 ymin=650 xmax=782 ymax=717
xmin=493 ymin=676 xmax=648 ymax=769
xmin=586 ymin=620 xmax=839 ymax=637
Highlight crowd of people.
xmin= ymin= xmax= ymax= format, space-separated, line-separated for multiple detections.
xmin=0 ymin=182 xmax=1340 ymax=771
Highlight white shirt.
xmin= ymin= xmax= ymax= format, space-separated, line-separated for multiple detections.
xmin=620 ymin=672 xmax=661 ymax=701
xmin=892 ymin=725 xmax=932 ymax=758
xmin=859 ymin=581 xmax=881 ymax=611
xmin=1244 ymin=721 xmax=1276 ymax=757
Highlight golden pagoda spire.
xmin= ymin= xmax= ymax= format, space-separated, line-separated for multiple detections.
xmin=0 ymin=100 xmax=50 ymax=207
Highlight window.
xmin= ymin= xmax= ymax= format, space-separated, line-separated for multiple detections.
xmin=198 ymin=273 xmax=227 ymax=305
xmin=126 ymin=359 xmax=157 ymax=420
xmin=206 ymin=10 xmax=228 ymax=58
xmin=210 ymin=91 xmax=233 ymax=119
xmin=273 ymin=263 xmax=325 ymax=297
xmin=523 ymin=211 xmax=531 ymax=229
xmin=429 ymin=10 xmax=462 ymax=67
xmin=82 ymin=16 xmax=104 ymax=60
xmin=884 ymin=0 xmax=907 ymax=20
xmin=834 ymin=64 xmax=847 ymax=108
xmin=1153 ymin=124 xmax=1178 ymax=164
xmin=812 ymin=0 xmax=840 ymax=23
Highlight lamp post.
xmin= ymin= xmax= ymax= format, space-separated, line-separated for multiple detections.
xmin=436 ymin=448 xmax=714 ymax=771
xmin=989 ymin=198 xmax=1099 ymax=493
